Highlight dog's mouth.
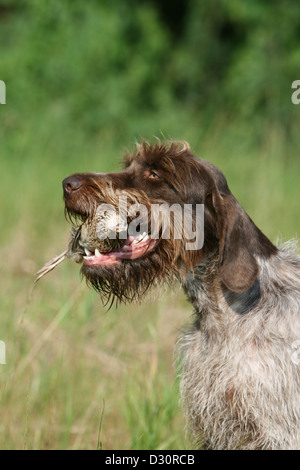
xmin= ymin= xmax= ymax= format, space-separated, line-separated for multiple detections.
xmin=80 ymin=233 xmax=159 ymax=267
xmin=68 ymin=208 xmax=160 ymax=268
xmin=35 ymin=207 xmax=160 ymax=284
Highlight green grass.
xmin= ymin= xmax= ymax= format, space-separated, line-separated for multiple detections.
xmin=0 ymin=263 xmax=189 ymax=449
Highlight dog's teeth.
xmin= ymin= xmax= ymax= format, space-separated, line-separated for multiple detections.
xmin=131 ymin=234 xmax=150 ymax=245
xmin=84 ymin=248 xmax=93 ymax=256
xmin=122 ymin=244 xmax=130 ymax=249
xmin=95 ymin=248 xmax=101 ymax=257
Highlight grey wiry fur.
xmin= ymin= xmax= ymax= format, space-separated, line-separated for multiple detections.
xmin=178 ymin=241 xmax=300 ymax=450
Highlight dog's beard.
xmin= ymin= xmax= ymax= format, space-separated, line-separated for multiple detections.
xmin=35 ymin=202 xmax=202 ymax=304
xmin=65 ymin=201 xmax=166 ymax=304
xmin=80 ymin=234 xmax=202 ymax=305
xmin=81 ymin=248 xmax=176 ymax=305
xmin=68 ymin=203 xmax=203 ymax=305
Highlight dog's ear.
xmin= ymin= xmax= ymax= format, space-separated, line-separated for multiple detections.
xmin=212 ymin=190 xmax=259 ymax=293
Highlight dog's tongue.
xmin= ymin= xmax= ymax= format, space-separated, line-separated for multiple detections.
xmin=83 ymin=237 xmax=158 ymax=267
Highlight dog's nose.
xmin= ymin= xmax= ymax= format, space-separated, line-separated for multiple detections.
xmin=62 ymin=175 xmax=83 ymax=195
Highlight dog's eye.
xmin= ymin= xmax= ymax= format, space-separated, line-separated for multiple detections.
xmin=148 ymin=171 xmax=160 ymax=179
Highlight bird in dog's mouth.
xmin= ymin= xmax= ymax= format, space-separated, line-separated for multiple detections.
xmin=35 ymin=199 xmax=159 ymax=282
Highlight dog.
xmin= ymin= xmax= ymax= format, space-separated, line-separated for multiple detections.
xmin=60 ymin=140 xmax=300 ymax=450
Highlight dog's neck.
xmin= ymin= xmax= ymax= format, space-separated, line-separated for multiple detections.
xmin=183 ymin=251 xmax=262 ymax=318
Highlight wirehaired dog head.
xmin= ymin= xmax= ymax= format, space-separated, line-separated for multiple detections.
xmin=62 ymin=140 xmax=276 ymax=304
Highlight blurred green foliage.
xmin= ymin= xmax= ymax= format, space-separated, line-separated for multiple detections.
xmin=1 ymin=0 xmax=300 ymax=141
